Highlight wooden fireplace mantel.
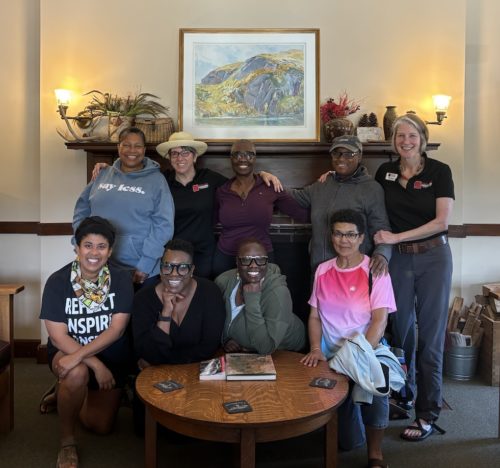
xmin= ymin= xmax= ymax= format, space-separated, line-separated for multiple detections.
xmin=66 ymin=141 xmax=440 ymax=186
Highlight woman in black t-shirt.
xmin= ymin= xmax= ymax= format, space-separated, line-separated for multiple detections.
xmin=374 ymin=113 xmax=454 ymax=442
xmin=39 ymin=217 xmax=133 ymax=468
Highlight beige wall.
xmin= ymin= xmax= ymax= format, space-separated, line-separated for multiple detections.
xmin=2 ymin=0 xmax=500 ymax=339
xmin=0 ymin=1 xmax=41 ymax=337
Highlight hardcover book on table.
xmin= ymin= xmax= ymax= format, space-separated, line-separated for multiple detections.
xmin=225 ymin=353 xmax=277 ymax=381
xmin=199 ymin=356 xmax=226 ymax=380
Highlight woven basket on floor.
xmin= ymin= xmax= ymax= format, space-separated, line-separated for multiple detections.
xmin=134 ymin=117 xmax=175 ymax=143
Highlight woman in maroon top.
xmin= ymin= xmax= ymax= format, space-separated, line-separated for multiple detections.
xmin=212 ymin=139 xmax=309 ymax=277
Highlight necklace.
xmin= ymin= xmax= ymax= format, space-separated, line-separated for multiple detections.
xmin=400 ymin=156 xmax=424 ymax=181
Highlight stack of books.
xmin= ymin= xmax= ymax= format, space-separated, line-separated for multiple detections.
xmin=199 ymin=353 xmax=276 ymax=381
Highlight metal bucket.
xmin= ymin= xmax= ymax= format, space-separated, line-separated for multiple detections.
xmin=444 ymin=346 xmax=479 ymax=381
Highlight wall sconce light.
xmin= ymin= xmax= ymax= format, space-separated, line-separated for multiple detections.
xmin=426 ymin=94 xmax=451 ymax=125
xmin=54 ymin=89 xmax=93 ymax=129
xmin=54 ymin=88 xmax=98 ymax=142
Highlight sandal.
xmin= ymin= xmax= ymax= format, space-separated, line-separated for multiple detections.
xmin=39 ymin=381 xmax=57 ymax=414
xmin=368 ymin=458 xmax=389 ymax=468
xmin=400 ymin=418 xmax=446 ymax=441
xmin=56 ymin=443 xmax=78 ymax=468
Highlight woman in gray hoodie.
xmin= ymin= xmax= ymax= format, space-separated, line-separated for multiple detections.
xmin=73 ymin=127 xmax=175 ymax=287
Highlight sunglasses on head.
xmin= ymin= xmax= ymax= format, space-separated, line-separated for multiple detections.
xmin=237 ymin=255 xmax=269 ymax=267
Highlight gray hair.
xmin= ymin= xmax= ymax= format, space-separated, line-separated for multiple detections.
xmin=391 ymin=113 xmax=429 ymax=155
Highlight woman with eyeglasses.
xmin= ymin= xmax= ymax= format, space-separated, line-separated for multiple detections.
xmin=215 ymin=238 xmax=305 ymax=354
xmin=301 ymin=209 xmax=396 ymax=468
xmin=291 ymin=135 xmax=391 ymax=275
xmin=74 ymin=127 xmax=174 ymax=288
xmin=212 ymin=139 xmax=309 ymax=277
xmin=132 ymin=238 xmax=225 ymax=366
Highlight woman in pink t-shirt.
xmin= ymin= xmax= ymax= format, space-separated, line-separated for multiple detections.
xmin=301 ymin=208 xmax=396 ymax=468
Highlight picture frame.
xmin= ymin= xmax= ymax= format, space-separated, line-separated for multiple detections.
xmin=179 ymin=28 xmax=320 ymax=142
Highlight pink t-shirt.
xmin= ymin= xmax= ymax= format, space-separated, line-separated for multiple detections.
xmin=309 ymin=255 xmax=396 ymax=357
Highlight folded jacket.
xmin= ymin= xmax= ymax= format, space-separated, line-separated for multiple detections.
xmin=329 ymin=333 xmax=406 ymax=404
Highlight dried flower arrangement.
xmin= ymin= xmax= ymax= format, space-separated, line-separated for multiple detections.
xmin=320 ymin=92 xmax=361 ymax=123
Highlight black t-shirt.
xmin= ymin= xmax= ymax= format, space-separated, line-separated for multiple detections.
xmin=164 ymin=168 xmax=227 ymax=252
xmin=375 ymin=154 xmax=454 ymax=234
xmin=40 ymin=262 xmax=134 ymax=364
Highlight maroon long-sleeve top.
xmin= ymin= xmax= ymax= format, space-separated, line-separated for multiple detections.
xmin=215 ymin=175 xmax=310 ymax=255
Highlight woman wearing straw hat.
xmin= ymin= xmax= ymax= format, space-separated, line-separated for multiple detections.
xmin=156 ymin=132 xmax=282 ymax=278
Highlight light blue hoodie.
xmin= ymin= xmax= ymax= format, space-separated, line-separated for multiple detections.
xmin=73 ymin=157 xmax=174 ymax=276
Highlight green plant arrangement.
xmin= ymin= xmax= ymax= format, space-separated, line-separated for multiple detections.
xmin=78 ymin=90 xmax=169 ymax=120
xmin=56 ymin=90 xmax=171 ymax=143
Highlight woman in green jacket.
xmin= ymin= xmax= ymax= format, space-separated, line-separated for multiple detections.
xmin=215 ymin=238 xmax=305 ymax=354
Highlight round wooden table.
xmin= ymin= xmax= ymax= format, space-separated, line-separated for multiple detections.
xmin=136 ymin=350 xmax=348 ymax=468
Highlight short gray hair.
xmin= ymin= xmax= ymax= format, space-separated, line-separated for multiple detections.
xmin=391 ymin=113 xmax=429 ymax=154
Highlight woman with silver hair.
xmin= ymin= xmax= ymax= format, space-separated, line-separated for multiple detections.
xmin=374 ymin=112 xmax=454 ymax=441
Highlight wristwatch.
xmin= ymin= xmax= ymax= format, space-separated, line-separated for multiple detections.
xmin=157 ymin=314 xmax=171 ymax=322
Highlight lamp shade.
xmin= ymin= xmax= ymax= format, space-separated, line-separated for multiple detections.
xmin=432 ymin=94 xmax=451 ymax=112
xmin=54 ymin=89 xmax=72 ymax=107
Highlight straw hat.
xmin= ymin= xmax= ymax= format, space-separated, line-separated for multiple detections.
xmin=156 ymin=131 xmax=208 ymax=159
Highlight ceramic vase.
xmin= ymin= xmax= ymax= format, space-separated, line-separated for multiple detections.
xmin=323 ymin=118 xmax=355 ymax=143
xmin=383 ymin=106 xmax=398 ymax=141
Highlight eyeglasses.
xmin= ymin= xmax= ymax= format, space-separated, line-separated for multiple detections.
xmin=120 ymin=143 xmax=145 ymax=150
xmin=331 ymin=151 xmax=359 ymax=160
xmin=332 ymin=231 xmax=361 ymax=241
xmin=231 ymin=152 xmax=256 ymax=160
xmin=237 ymin=256 xmax=269 ymax=267
xmin=170 ymin=150 xmax=192 ymax=159
xmin=160 ymin=262 xmax=193 ymax=276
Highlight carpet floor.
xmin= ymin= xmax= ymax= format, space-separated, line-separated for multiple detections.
xmin=1 ymin=359 xmax=499 ymax=467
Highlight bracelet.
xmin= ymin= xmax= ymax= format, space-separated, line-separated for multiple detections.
xmin=310 ymin=347 xmax=320 ymax=352
xmin=157 ymin=314 xmax=171 ymax=322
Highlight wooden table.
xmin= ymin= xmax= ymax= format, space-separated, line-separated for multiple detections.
xmin=136 ymin=350 xmax=348 ymax=468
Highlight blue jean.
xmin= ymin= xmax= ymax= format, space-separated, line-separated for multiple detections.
xmin=337 ymin=384 xmax=389 ymax=451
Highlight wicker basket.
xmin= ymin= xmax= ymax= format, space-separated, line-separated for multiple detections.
xmin=134 ymin=117 xmax=175 ymax=143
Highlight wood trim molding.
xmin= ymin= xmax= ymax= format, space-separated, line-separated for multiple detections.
xmin=0 ymin=222 xmax=72 ymax=236
xmin=13 ymin=339 xmax=41 ymax=359
xmin=464 ymin=224 xmax=500 ymax=236
xmin=1 ymin=221 xmax=500 ymax=237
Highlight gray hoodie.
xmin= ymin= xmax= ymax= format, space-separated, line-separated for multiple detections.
xmin=291 ymin=165 xmax=392 ymax=271
xmin=73 ymin=157 xmax=174 ymax=276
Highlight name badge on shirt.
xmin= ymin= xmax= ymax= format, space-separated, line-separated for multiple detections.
xmin=385 ymin=172 xmax=398 ymax=182
xmin=192 ymin=183 xmax=209 ymax=192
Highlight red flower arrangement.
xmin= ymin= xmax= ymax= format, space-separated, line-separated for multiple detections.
xmin=320 ymin=92 xmax=361 ymax=123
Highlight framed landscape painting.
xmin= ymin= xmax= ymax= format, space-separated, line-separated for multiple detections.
xmin=179 ymin=29 xmax=319 ymax=142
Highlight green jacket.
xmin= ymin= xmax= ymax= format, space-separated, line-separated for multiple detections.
xmin=215 ymin=264 xmax=306 ymax=354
